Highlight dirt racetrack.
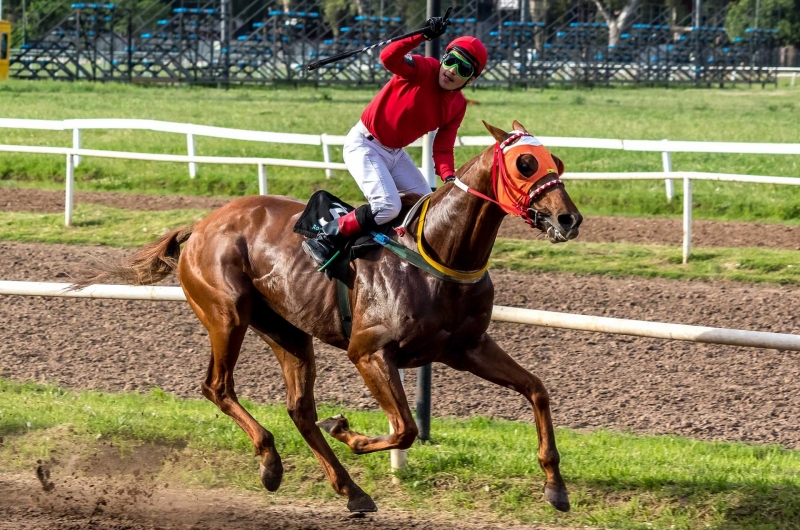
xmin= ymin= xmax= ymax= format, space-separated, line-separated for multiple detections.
xmin=1 ymin=189 xmax=800 ymax=529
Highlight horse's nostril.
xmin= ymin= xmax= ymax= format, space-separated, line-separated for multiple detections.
xmin=557 ymin=213 xmax=576 ymax=230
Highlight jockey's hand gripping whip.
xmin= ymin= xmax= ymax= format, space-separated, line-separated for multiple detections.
xmin=306 ymin=7 xmax=452 ymax=72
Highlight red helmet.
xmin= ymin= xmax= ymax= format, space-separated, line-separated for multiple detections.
xmin=446 ymin=36 xmax=488 ymax=77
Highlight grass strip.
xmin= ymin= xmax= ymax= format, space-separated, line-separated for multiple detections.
xmin=491 ymin=238 xmax=800 ymax=284
xmin=1 ymin=379 xmax=799 ymax=530
xmin=1 ymin=81 xmax=800 ymax=222
xmin=0 ymin=205 xmax=798 ymax=284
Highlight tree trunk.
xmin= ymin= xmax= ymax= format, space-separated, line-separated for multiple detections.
xmin=531 ymin=0 xmax=550 ymax=51
xmin=591 ymin=0 xmax=640 ymax=47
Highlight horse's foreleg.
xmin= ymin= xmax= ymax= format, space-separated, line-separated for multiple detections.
xmin=442 ymin=334 xmax=570 ymax=512
xmin=317 ymin=350 xmax=418 ymax=454
xmin=255 ymin=327 xmax=377 ymax=513
xmin=200 ymin=323 xmax=284 ymax=491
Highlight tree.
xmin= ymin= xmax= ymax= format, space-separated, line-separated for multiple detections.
xmin=725 ymin=0 xmax=800 ymax=46
xmin=589 ymin=0 xmax=641 ymax=46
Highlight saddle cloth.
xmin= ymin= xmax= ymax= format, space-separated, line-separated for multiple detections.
xmin=293 ymin=190 xmax=406 ymax=281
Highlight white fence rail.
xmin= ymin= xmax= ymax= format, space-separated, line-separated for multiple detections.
xmin=1 ymin=280 xmax=798 ymax=352
xmin=2 ymin=118 xmax=800 ymax=263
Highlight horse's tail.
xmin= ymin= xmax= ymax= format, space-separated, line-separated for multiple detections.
xmin=69 ymin=224 xmax=194 ymax=291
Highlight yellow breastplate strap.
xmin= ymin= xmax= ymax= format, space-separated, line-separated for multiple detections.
xmin=416 ymin=199 xmax=490 ymax=281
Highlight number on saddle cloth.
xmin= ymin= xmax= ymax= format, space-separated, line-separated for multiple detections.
xmin=293 ymin=190 xmax=354 ymax=239
xmin=294 ymin=191 xmax=394 ymax=283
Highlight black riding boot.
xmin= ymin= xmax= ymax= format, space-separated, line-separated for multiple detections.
xmin=302 ymin=218 xmax=346 ymax=268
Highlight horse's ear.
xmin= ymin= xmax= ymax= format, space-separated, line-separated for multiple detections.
xmin=511 ymin=120 xmax=529 ymax=134
xmin=552 ymin=155 xmax=565 ymax=176
xmin=482 ymin=120 xmax=507 ymax=143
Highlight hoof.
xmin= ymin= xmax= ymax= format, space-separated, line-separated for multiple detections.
xmin=316 ymin=414 xmax=349 ymax=436
xmin=347 ymin=486 xmax=377 ymax=513
xmin=544 ymin=483 xmax=570 ymax=512
xmin=259 ymin=450 xmax=284 ymax=492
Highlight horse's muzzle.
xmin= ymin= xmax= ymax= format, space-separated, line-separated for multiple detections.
xmin=542 ymin=213 xmax=582 ymax=243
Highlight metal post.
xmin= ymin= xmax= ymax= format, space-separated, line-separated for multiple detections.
xmin=65 ymin=154 xmax=75 ymax=227
xmin=186 ymin=133 xmax=197 ymax=178
xmin=425 ymin=0 xmax=442 ymax=59
xmin=694 ymin=0 xmax=701 ymax=28
xmin=390 ymin=368 xmax=407 ymax=479
xmin=416 ymin=363 xmax=431 ymax=441
xmin=258 ymin=164 xmax=267 ymax=195
xmin=416 ymin=0 xmax=440 ymax=442
xmin=321 ymin=134 xmax=333 ymax=178
xmin=682 ymin=176 xmax=692 ymax=264
xmin=662 ymin=139 xmax=674 ymax=201
xmin=421 ymin=131 xmax=437 ymax=189
xmin=72 ymin=129 xmax=82 ymax=168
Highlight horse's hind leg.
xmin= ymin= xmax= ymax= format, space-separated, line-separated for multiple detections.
xmin=184 ymin=287 xmax=284 ymax=492
xmin=250 ymin=319 xmax=377 ymax=513
xmin=441 ymin=333 xmax=570 ymax=513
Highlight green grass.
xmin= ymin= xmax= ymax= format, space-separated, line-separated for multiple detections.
xmin=1 ymin=379 xmax=799 ymax=529
xmin=1 ymin=204 xmax=798 ymax=284
xmin=1 ymin=80 xmax=800 ymax=222
xmin=0 ymin=205 xmax=210 ymax=247
xmin=491 ymin=239 xmax=800 ymax=284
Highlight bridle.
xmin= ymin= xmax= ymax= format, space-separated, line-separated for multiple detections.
xmin=451 ymin=131 xmax=564 ymax=230
xmin=392 ymin=131 xmax=566 ymax=283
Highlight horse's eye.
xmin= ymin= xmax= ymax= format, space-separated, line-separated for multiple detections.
xmin=516 ymin=155 xmax=538 ymax=177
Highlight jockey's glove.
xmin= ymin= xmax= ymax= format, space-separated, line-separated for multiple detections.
xmin=423 ymin=17 xmax=448 ymax=40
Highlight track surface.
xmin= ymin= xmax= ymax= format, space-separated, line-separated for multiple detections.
xmin=2 ymin=189 xmax=800 ymax=529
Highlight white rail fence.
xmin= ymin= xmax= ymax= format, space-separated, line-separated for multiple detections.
xmin=1 ymin=280 xmax=799 ymax=352
xmin=2 ymin=119 xmax=800 ymax=263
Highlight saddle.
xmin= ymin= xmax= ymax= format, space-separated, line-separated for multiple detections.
xmin=293 ymin=190 xmax=421 ymax=283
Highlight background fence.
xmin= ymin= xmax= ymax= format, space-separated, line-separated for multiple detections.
xmin=4 ymin=0 xmax=781 ymax=86
xmin=2 ymin=117 xmax=800 ymax=263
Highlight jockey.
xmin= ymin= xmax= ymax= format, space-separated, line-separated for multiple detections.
xmin=302 ymin=22 xmax=488 ymax=268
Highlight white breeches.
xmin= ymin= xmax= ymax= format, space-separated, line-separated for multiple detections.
xmin=342 ymin=121 xmax=431 ymax=225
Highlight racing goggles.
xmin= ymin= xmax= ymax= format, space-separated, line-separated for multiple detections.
xmin=441 ymin=50 xmax=475 ymax=79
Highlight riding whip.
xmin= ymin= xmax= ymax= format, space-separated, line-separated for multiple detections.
xmin=306 ymin=7 xmax=452 ymax=72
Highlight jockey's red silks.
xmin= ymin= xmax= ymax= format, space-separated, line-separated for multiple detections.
xmin=454 ymin=131 xmax=564 ymax=223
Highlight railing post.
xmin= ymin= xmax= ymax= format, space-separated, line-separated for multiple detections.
xmin=421 ymin=131 xmax=437 ymax=189
xmin=682 ymin=175 xmax=692 ymax=264
xmin=662 ymin=139 xmax=674 ymax=201
xmin=321 ymin=133 xmax=333 ymax=179
xmin=416 ymin=364 xmax=431 ymax=441
xmin=258 ymin=164 xmax=267 ymax=195
xmin=65 ymin=153 xmax=75 ymax=227
xmin=72 ymin=128 xmax=81 ymax=168
xmin=390 ymin=368 xmax=407 ymax=482
xmin=791 ymin=72 xmax=797 ymax=87
xmin=186 ymin=133 xmax=197 ymax=178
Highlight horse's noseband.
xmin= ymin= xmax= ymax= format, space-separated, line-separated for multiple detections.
xmin=526 ymin=177 xmax=564 ymax=229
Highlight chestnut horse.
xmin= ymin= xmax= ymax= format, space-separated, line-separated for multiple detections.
xmin=76 ymin=121 xmax=582 ymax=513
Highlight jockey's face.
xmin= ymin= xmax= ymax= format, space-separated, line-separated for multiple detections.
xmin=439 ymin=63 xmax=475 ymax=90
xmin=439 ymin=51 xmax=476 ymax=91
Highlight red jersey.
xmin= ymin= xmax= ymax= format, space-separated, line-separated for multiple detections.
xmin=360 ymin=34 xmax=467 ymax=179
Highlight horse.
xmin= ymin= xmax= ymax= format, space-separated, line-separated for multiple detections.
xmin=74 ymin=120 xmax=582 ymax=513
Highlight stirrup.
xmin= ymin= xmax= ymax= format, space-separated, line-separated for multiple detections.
xmin=302 ymin=239 xmax=340 ymax=271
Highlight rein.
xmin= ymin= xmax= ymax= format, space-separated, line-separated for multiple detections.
xmin=375 ymin=131 xmax=565 ymax=284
